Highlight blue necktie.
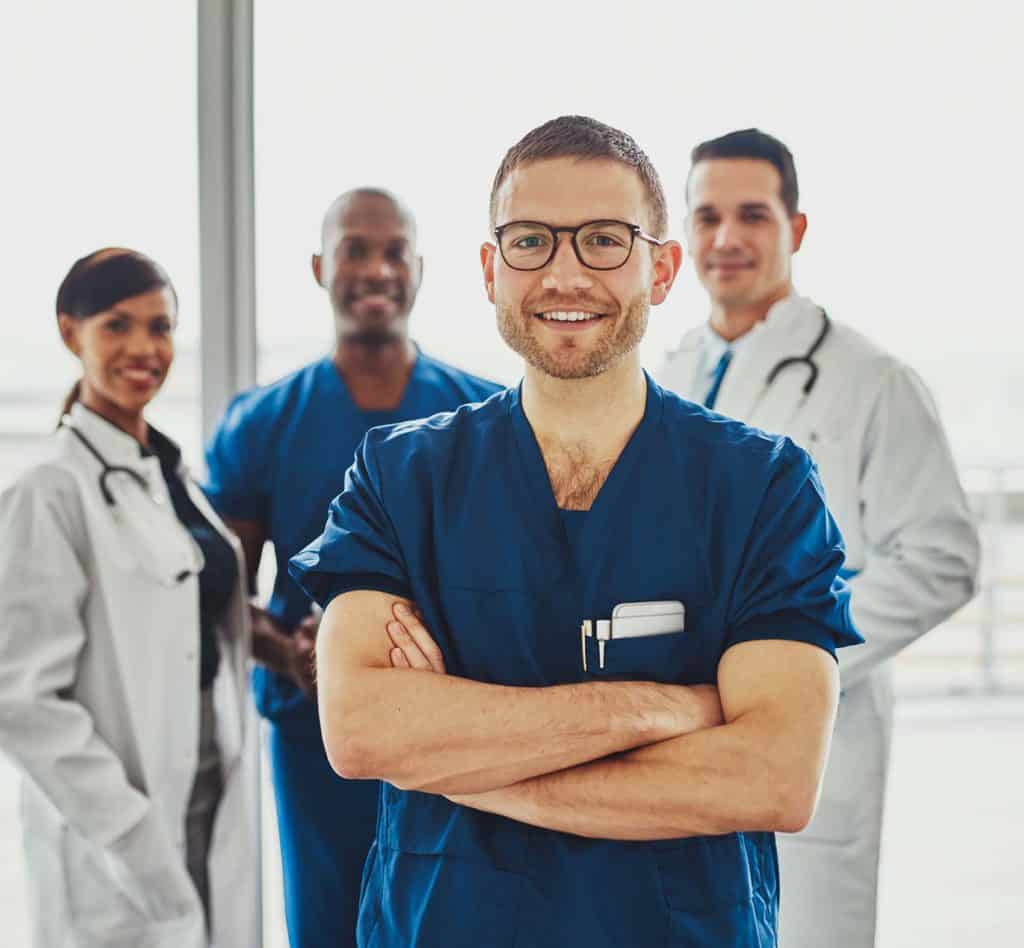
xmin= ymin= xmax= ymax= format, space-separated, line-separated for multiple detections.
xmin=704 ymin=349 xmax=733 ymax=409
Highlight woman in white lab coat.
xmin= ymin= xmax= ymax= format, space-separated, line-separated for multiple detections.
xmin=0 ymin=249 xmax=260 ymax=947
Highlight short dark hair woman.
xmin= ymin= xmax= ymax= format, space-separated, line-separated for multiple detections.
xmin=0 ymin=248 xmax=260 ymax=947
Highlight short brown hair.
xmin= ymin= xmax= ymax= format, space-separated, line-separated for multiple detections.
xmin=489 ymin=115 xmax=668 ymax=238
xmin=689 ymin=128 xmax=800 ymax=215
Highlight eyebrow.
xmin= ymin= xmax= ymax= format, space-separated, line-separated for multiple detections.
xmin=107 ymin=308 xmax=171 ymax=320
xmin=693 ymin=202 xmax=773 ymax=215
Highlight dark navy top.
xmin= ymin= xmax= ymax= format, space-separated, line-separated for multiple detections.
xmin=147 ymin=427 xmax=236 ymax=690
xmin=289 ymin=373 xmax=861 ymax=947
xmin=204 ymin=350 xmax=502 ymax=726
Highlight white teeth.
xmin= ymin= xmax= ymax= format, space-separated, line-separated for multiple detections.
xmin=538 ymin=311 xmax=600 ymax=322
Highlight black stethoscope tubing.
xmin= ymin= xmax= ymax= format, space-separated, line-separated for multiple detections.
xmin=61 ymin=421 xmax=151 ymax=507
xmin=764 ymin=308 xmax=831 ymax=396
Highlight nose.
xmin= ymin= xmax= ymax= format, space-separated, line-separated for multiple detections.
xmin=540 ymin=234 xmax=594 ymax=293
xmin=712 ymin=219 xmax=741 ymax=251
xmin=363 ymin=252 xmax=397 ymax=282
xmin=124 ymin=325 xmax=159 ymax=358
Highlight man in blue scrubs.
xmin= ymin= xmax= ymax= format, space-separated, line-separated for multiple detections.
xmin=204 ymin=188 xmax=501 ymax=947
xmin=291 ymin=120 xmax=862 ymax=947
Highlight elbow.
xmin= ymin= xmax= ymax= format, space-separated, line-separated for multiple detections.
xmin=321 ymin=703 xmax=385 ymax=781
xmin=768 ymin=780 xmax=819 ymax=834
xmin=324 ymin=730 xmax=377 ymax=780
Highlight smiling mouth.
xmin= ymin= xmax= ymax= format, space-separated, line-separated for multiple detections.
xmin=118 ymin=367 xmax=160 ymax=382
xmin=534 ymin=310 xmax=607 ymax=323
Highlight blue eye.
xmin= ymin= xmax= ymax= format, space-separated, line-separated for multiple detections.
xmin=513 ymin=235 xmax=548 ymax=250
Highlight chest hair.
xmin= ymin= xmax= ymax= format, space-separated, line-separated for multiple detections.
xmin=539 ymin=437 xmax=617 ymax=511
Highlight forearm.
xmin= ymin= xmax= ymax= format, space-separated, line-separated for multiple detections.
xmin=323 ymin=667 xmax=719 ymax=795
xmin=450 ymin=712 xmax=812 ymax=840
xmin=249 ymin=602 xmax=292 ymax=670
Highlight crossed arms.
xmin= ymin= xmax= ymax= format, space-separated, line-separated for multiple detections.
xmin=316 ymin=591 xmax=839 ymax=841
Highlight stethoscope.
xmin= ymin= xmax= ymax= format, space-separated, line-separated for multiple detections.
xmin=763 ymin=307 xmax=830 ymax=396
xmin=61 ymin=418 xmax=201 ymax=585
xmin=60 ymin=419 xmax=157 ymax=507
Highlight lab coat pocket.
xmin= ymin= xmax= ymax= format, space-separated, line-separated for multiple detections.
xmin=584 ymin=631 xmax=690 ymax=683
xmin=800 ymin=432 xmax=862 ymax=562
xmin=60 ymin=825 xmax=149 ymax=930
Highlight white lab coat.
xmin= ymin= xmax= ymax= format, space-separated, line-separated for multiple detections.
xmin=0 ymin=404 xmax=261 ymax=948
xmin=657 ymin=295 xmax=980 ymax=948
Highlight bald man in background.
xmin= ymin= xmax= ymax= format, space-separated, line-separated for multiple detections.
xmin=204 ymin=189 xmax=501 ymax=947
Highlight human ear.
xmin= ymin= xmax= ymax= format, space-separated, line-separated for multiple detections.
xmin=480 ymin=243 xmax=498 ymax=305
xmin=57 ymin=314 xmax=82 ymax=356
xmin=650 ymin=240 xmax=684 ymax=306
xmin=791 ymin=213 xmax=808 ymax=253
xmin=311 ymin=253 xmax=323 ymax=286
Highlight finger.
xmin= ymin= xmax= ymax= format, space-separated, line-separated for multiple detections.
xmin=386 ymin=620 xmax=434 ymax=671
xmin=392 ymin=603 xmax=446 ymax=674
xmin=390 ymin=647 xmax=410 ymax=668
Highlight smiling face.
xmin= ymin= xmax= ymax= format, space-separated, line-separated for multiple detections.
xmin=482 ymin=157 xmax=680 ymax=380
xmin=686 ymin=158 xmax=806 ymax=313
xmin=314 ymin=192 xmax=422 ymax=345
xmin=59 ymin=287 xmax=176 ymax=420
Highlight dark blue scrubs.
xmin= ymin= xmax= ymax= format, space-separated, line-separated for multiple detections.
xmin=204 ymin=351 xmax=501 ymax=947
xmin=290 ymin=374 xmax=862 ymax=947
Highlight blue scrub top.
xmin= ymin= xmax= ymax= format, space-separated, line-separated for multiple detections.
xmin=204 ymin=350 xmax=502 ymax=726
xmin=290 ymin=374 xmax=861 ymax=947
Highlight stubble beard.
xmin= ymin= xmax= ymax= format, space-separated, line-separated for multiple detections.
xmin=496 ymin=293 xmax=649 ymax=380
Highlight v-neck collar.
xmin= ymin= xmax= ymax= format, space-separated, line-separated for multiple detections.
xmin=319 ymin=344 xmax=428 ymax=420
xmin=507 ymin=372 xmax=665 ymax=564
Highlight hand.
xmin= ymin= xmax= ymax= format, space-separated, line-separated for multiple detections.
xmin=288 ymin=611 xmax=320 ymax=697
xmin=386 ymin=602 xmax=446 ymax=673
xmin=249 ymin=603 xmax=318 ymax=697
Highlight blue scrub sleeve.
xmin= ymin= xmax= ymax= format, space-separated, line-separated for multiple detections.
xmin=724 ymin=446 xmax=861 ymax=658
xmin=289 ymin=434 xmax=412 ymax=608
xmin=203 ymin=392 xmax=271 ymax=521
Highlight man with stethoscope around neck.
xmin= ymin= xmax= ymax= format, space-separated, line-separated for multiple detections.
xmin=658 ymin=128 xmax=980 ymax=948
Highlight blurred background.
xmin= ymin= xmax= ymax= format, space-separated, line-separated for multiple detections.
xmin=1 ymin=2 xmax=1021 ymax=945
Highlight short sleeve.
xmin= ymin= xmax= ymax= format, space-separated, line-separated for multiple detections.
xmin=288 ymin=433 xmax=411 ymax=606
xmin=725 ymin=444 xmax=862 ymax=659
xmin=203 ymin=392 xmax=271 ymax=521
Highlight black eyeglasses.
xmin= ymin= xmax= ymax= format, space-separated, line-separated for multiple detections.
xmin=494 ymin=219 xmax=663 ymax=272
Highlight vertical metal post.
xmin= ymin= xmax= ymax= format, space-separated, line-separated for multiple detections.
xmin=196 ymin=4 xmax=263 ymax=944
xmin=197 ymin=0 xmax=257 ymax=444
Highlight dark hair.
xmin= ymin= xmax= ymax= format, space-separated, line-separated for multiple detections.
xmin=56 ymin=248 xmax=176 ymax=418
xmin=489 ymin=115 xmax=668 ymax=238
xmin=688 ymin=128 xmax=800 ymax=215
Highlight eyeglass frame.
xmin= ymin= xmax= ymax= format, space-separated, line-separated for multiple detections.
xmin=493 ymin=219 xmax=664 ymax=272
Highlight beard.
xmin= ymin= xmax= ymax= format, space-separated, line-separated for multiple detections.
xmin=496 ymin=292 xmax=649 ymax=380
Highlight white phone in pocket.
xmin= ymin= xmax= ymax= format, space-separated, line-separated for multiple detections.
xmin=581 ymin=600 xmax=686 ymax=670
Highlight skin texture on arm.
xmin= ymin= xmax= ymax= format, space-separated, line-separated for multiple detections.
xmin=448 ymin=639 xmax=839 ymax=839
xmin=386 ymin=609 xmax=836 ymax=839
xmin=315 ymin=590 xmax=724 ymax=795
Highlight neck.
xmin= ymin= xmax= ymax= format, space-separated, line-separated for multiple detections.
xmin=333 ymin=334 xmax=416 ymax=381
xmin=709 ymin=284 xmax=792 ymax=342
xmin=522 ymin=355 xmax=646 ymax=457
xmin=78 ymin=388 xmax=148 ymax=446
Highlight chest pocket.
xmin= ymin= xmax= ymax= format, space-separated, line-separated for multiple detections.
xmin=582 ymin=602 xmax=695 ymax=684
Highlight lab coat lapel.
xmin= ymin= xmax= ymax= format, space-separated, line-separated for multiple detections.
xmin=656 ymin=329 xmax=704 ymax=401
xmin=713 ymin=298 xmax=824 ymax=429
